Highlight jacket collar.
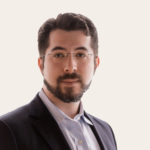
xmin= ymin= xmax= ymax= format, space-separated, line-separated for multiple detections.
xmin=39 ymin=89 xmax=93 ymax=125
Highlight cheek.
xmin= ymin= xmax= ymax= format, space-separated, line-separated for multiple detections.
xmin=80 ymin=63 xmax=95 ymax=83
xmin=43 ymin=62 xmax=59 ymax=85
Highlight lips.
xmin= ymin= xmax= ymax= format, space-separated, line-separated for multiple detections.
xmin=60 ymin=79 xmax=80 ymax=85
xmin=62 ymin=79 xmax=79 ymax=82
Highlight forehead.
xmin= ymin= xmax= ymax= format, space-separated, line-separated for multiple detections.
xmin=47 ymin=29 xmax=93 ymax=52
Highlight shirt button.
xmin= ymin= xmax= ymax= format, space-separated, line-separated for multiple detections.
xmin=78 ymin=140 xmax=83 ymax=144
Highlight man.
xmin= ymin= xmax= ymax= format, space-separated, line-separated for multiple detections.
xmin=0 ymin=13 xmax=117 ymax=150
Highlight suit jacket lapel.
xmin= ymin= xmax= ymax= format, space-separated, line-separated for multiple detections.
xmin=28 ymin=94 xmax=71 ymax=150
xmin=85 ymin=112 xmax=117 ymax=150
xmin=85 ymin=112 xmax=107 ymax=150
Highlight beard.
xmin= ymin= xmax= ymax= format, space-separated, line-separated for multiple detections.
xmin=44 ymin=73 xmax=91 ymax=103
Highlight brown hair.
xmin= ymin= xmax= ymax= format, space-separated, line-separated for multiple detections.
xmin=38 ymin=13 xmax=98 ymax=56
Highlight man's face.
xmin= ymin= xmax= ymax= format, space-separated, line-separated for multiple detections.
xmin=39 ymin=29 xmax=99 ymax=103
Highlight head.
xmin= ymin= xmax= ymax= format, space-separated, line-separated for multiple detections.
xmin=38 ymin=13 xmax=99 ymax=103
xmin=38 ymin=13 xmax=98 ymax=57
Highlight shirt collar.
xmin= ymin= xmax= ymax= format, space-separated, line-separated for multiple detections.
xmin=39 ymin=89 xmax=93 ymax=125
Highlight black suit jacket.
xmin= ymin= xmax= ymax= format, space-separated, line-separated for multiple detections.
xmin=0 ymin=94 xmax=117 ymax=150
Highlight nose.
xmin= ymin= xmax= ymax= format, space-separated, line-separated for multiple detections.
xmin=64 ymin=54 xmax=77 ymax=73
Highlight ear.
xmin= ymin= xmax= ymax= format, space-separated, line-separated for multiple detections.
xmin=38 ymin=57 xmax=44 ymax=75
xmin=95 ymin=56 xmax=100 ymax=69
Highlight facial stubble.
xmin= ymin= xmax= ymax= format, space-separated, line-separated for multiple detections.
xmin=44 ymin=73 xmax=91 ymax=103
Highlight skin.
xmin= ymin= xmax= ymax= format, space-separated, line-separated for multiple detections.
xmin=38 ymin=29 xmax=99 ymax=118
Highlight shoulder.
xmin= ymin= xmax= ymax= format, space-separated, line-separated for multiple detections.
xmin=0 ymin=103 xmax=30 ymax=125
xmin=0 ymin=93 xmax=49 ymax=133
xmin=0 ymin=94 xmax=40 ymax=132
xmin=0 ymin=93 xmax=42 ymax=126
xmin=85 ymin=112 xmax=117 ymax=149
xmin=0 ymin=103 xmax=32 ymax=142
xmin=0 ymin=103 xmax=32 ymax=150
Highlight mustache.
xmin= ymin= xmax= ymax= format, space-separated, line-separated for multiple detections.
xmin=57 ymin=73 xmax=82 ymax=82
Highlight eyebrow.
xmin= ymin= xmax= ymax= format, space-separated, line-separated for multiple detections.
xmin=51 ymin=46 xmax=66 ymax=51
xmin=51 ymin=46 xmax=88 ymax=52
xmin=75 ymin=46 xmax=88 ymax=51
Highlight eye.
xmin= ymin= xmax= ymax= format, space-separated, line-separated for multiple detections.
xmin=75 ymin=52 xmax=86 ymax=58
xmin=53 ymin=53 xmax=65 ymax=58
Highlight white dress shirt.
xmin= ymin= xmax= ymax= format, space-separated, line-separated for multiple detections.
xmin=39 ymin=89 xmax=100 ymax=150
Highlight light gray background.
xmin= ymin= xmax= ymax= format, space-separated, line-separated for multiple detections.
xmin=0 ymin=0 xmax=150 ymax=149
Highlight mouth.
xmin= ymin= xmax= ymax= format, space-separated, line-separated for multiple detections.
xmin=60 ymin=79 xmax=80 ymax=86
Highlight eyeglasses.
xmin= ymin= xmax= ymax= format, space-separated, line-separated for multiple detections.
xmin=41 ymin=51 xmax=93 ymax=64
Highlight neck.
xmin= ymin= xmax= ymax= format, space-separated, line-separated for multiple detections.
xmin=42 ymin=86 xmax=80 ymax=119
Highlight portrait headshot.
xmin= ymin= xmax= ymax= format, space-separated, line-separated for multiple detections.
xmin=0 ymin=12 xmax=117 ymax=150
xmin=0 ymin=1 xmax=149 ymax=150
